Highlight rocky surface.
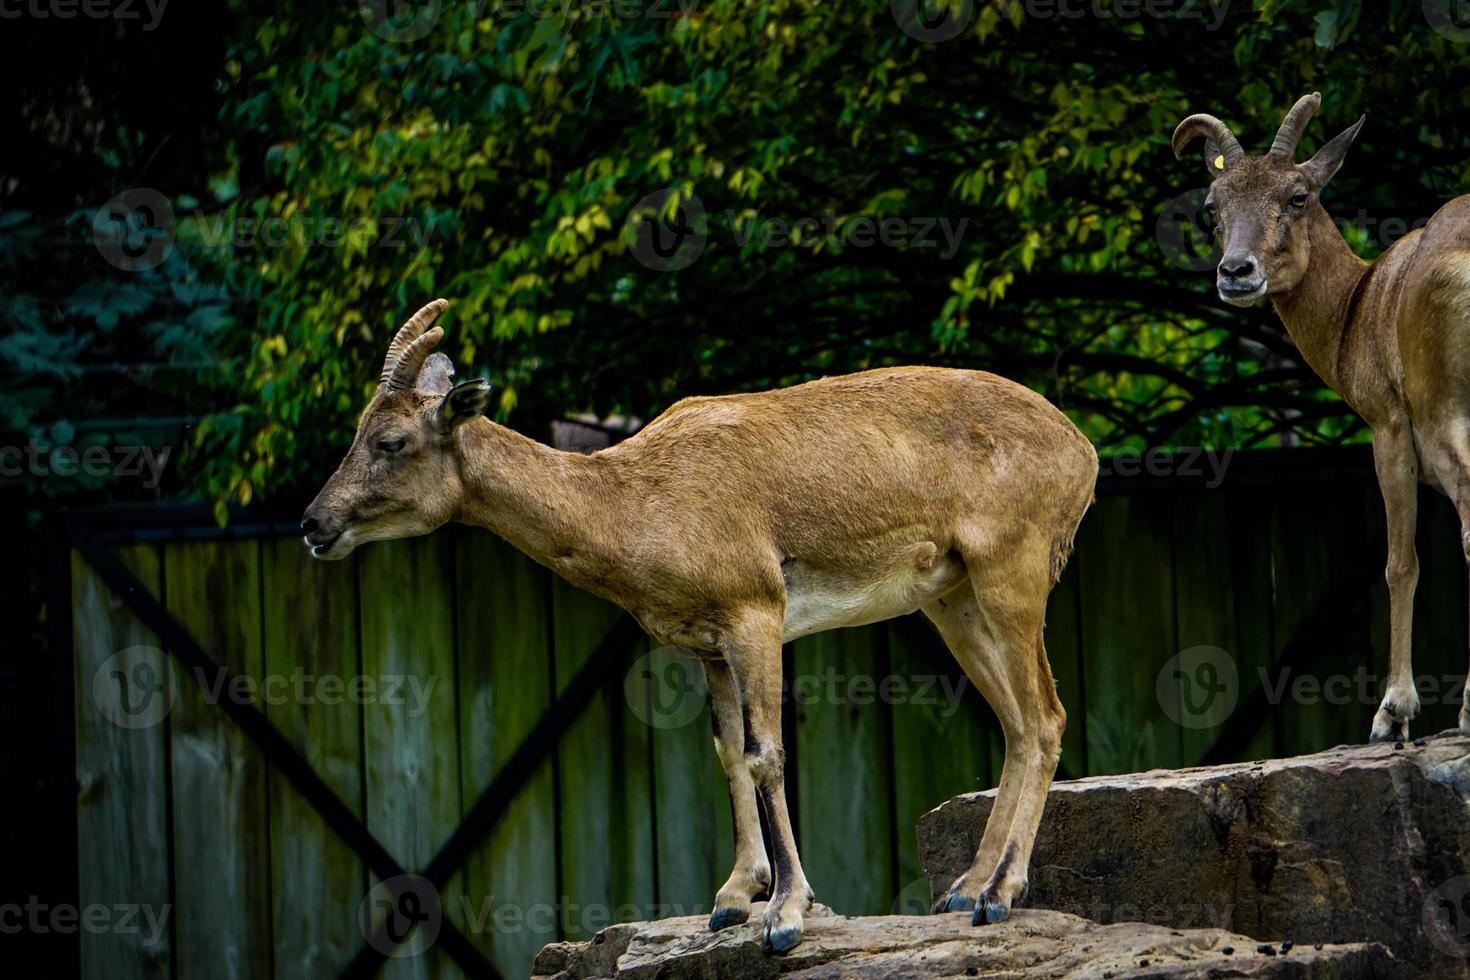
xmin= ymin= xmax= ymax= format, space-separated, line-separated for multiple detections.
xmin=919 ymin=732 xmax=1470 ymax=979
xmin=531 ymin=904 xmax=1391 ymax=978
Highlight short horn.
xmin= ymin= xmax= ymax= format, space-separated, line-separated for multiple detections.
xmin=381 ymin=298 xmax=448 ymax=383
xmin=386 ymin=326 xmax=444 ymax=391
xmin=1269 ymin=92 xmax=1321 ymax=162
xmin=1172 ymin=113 xmax=1244 ymax=168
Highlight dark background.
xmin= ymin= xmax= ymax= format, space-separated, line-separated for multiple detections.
xmin=4 ymin=0 xmax=1469 ymax=975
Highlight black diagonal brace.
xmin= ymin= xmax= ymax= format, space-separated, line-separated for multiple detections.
xmin=342 ymin=617 xmax=645 ymax=979
xmin=72 ymin=530 xmax=501 ymax=979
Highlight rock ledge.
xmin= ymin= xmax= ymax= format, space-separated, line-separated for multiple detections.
xmin=531 ymin=904 xmax=1391 ymax=978
xmin=919 ymin=732 xmax=1470 ymax=979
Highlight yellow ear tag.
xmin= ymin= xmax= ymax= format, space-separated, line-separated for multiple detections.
xmin=1213 ymin=154 xmax=1226 ymax=171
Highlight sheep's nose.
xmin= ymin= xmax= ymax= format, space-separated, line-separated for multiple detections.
xmin=1219 ymin=255 xmax=1257 ymax=280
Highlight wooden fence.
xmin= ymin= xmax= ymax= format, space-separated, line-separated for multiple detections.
xmin=56 ymin=447 xmax=1470 ymax=980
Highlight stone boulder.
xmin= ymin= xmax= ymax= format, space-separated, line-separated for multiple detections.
xmin=531 ymin=904 xmax=1391 ymax=978
xmin=918 ymin=732 xmax=1470 ymax=979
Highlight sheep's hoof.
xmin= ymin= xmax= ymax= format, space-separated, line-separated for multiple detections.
xmin=708 ymin=905 xmax=749 ymax=931
xmin=931 ymin=879 xmax=976 ymax=914
xmin=971 ymin=895 xmax=1010 ymax=925
xmin=936 ymin=893 xmax=975 ymax=913
xmin=762 ymin=921 xmax=802 ymax=954
xmin=760 ymin=904 xmax=804 ymax=954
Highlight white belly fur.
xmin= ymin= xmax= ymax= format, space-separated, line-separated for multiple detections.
xmin=781 ymin=548 xmax=968 ymax=642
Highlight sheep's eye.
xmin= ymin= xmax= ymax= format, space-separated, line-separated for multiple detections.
xmin=1290 ymin=192 xmax=1309 ymax=209
xmin=377 ymin=436 xmax=406 ymax=455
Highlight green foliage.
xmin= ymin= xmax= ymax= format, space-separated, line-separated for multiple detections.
xmin=7 ymin=0 xmax=1470 ymax=508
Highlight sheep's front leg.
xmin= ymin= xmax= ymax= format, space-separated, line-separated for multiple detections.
xmin=703 ymin=657 xmax=771 ymax=930
xmin=1370 ymin=423 xmax=1421 ymax=742
xmin=724 ymin=613 xmax=812 ymax=954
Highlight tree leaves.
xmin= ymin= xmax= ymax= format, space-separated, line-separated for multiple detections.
xmin=7 ymin=0 xmax=1466 ymax=509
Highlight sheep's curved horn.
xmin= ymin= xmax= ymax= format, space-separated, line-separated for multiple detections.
xmin=385 ymin=326 xmax=444 ymax=391
xmin=1269 ymin=92 xmax=1321 ymax=162
xmin=381 ymin=298 xmax=448 ymax=384
xmin=1172 ymin=113 xmax=1244 ymax=170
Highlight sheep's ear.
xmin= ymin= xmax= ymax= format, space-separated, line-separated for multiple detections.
xmin=416 ymin=352 xmax=455 ymax=397
xmin=438 ymin=379 xmax=492 ymax=434
xmin=1299 ymin=115 xmax=1365 ymax=189
xmin=1201 ymin=139 xmax=1230 ymax=179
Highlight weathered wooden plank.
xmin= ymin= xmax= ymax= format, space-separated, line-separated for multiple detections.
xmin=887 ymin=616 xmax=989 ymax=912
xmin=1272 ymin=480 xmax=1379 ymax=756
xmin=359 ymin=536 xmax=461 ymax=980
xmin=454 ymin=531 xmax=559 ymax=978
xmin=647 ymin=639 xmax=732 ymax=921
xmin=261 ymin=536 xmax=365 ymax=980
xmin=73 ymin=544 xmax=172 ymax=980
xmin=1171 ymin=487 xmax=1276 ymax=764
xmin=1077 ymin=493 xmax=1181 ymax=776
xmin=552 ymin=577 xmax=654 ymax=941
xmin=1413 ymin=492 xmax=1469 ymax=735
xmin=792 ymin=625 xmax=896 ymax=915
xmin=164 ymin=539 xmax=272 ymax=980
xmin=1046 ymin=561 xmax=1087 ymax=775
